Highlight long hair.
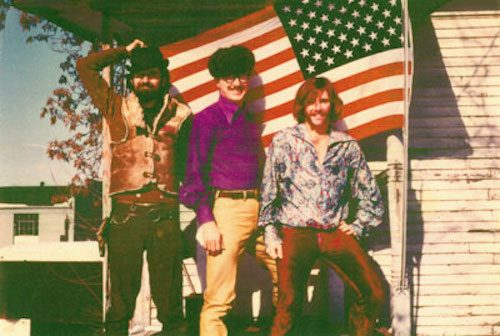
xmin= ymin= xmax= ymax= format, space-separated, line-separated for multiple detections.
xmin=293 ymin=77 xmax=343 ymax=124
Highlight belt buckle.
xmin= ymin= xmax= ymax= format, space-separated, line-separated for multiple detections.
xmin=242 ymin=190 xmax=247 ymax=201
xmin=148 ymin=208 xmax=162 ymax=222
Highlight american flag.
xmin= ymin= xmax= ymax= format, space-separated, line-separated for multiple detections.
xmin=161 ymin=0 xmax=411 ymax=145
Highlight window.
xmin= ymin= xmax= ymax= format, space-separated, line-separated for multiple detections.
xmin=14 ymin=213 xmax=39 ymax=236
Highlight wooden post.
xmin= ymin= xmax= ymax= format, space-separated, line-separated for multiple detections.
xmin=389 ymin=0 xmax=412 ymax=333
xmin=100 ymin=12 xmax=112 ymax=328
xmin=387 ymin=134 xmax=411 ymax=335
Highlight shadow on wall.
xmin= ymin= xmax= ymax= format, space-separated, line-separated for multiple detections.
xmin=409 ymin=17 xmax=472 ymax=160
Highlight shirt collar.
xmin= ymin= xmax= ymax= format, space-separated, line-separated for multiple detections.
xmin=217 ymin=95 xmax=246 ymax=124
xmin=294 ymin=123 xmax=351 ymax=145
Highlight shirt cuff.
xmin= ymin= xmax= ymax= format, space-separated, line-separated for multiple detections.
xmin=196 ymin=205 xmax=215 ymax=226
xmin=264 ymin=225 xmax=282 ymax=247
xmin=350 ymin=220 xmax=367 ymax=238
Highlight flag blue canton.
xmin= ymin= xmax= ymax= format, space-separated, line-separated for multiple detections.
xmin=275 ymin=0 xmax=404 ymax=78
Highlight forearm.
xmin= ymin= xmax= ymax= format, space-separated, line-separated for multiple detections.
xmin=77 ymin=47 xmax=128 ymax=76
xmin=350 ymin=145 xmax=384 ymax=236
xmin=76 ymin=47 xmax=127 ymax=118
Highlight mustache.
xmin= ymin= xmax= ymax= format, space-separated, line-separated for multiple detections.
xmin=137 ymin=83 xmax=154 ymax=89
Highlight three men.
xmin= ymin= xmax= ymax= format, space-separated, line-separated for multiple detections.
xmin=179 ymin=46 xmax=277 ymax=336
xmin=77 ymin=39 xmax=192 ymax=335
xmin=79 ymin=39 xmax=386 ymax=335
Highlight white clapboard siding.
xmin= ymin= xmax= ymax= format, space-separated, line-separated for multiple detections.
xmin=408 ymin=6 xmax=500 ymax=335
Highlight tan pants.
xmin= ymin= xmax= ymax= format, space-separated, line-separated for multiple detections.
xmin=200 ymin=197 xmax=278 ymax=336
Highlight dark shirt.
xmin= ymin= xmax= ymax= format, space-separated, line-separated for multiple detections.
xmin=179 ymin=95 xmax=263 ymax=225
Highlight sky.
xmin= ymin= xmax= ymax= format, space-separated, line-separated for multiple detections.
xmin=0 ymin=7 xmax=76 ymax=186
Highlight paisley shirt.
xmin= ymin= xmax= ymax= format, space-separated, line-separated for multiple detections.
xmin=258 ymin=124 xmax=384 ymax=246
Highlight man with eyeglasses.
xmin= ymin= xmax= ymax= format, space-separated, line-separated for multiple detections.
xmin=180 ymin=45 xmax=277 ymax=336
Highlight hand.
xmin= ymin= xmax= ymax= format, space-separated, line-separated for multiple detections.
xmin=202 ymin=221 xmax=224 ymax=256
xmin=126 ymin=39 xmax=146 ymax=53
xmin=338 ymin=220 xmax=357 ymax=236
xmin=266 ymin=242 xmax=283 ymax=259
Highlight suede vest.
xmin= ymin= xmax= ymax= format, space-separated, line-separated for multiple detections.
xmin=109 ymin=93 xmax=191 ymax=196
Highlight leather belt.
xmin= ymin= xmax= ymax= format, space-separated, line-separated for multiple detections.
xmin=216 ymin=189 xmax=259 ymax=200
xmin=112 ymin=201 xmax=178 ymax=222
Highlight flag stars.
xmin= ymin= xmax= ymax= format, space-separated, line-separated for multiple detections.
xmin=352 ymin=10 xmax=360 ymax=18
xmin=357 ymin=26 xmax=366 ymax=35
xmin=362 ymin=43 xmax=372 ymax=52
xmin=295 ymin=33 xmax=304 ymax=42
xmin=296 ymin=8 xmax=304 ymax=15
xmin=306 ymin=64 xmax=316 ymax=73
xmin=364 ymin=14 xmax=373 ymax=23
xmin=348 ymin=0 xmax=355 ymax=4
xmin=325 ymin=57 xmax=334 ymax=66
xmin=339 ymin=6 xmax=347 ymax=14
xmin=332 ymin=44 xmax=341 ymax=54
xmin=300 ymin=48 xmax=310 ymax=58
xmin=383 ymin=9 xmax=391 ymax=18
xmin=346 ymin=21 xmax=354 ymax=30
xmin=308 ymin=11 xmax=317 ymax=19
xmin=313 ymin=52 xmax=322 ymax=61
xmin=289 ymin=19 xmax=298 ymax=27
xmin=334 ymin=18 xmax=342 ymax=26
xmin=326 ymin=29 xmax=335 ymax=37
xmin=400 ymin=34 xmax=405 ymax=42
xmin=388 ymin=26 xmax=396 ymax=35
xmin=283 ymin=6 xmax=291 ymax=13
xmin=307 ymin=36 xmax=317 ymax=45
xmin=320 ymin=14 xmax=329 ymax=22
xmin=319 ymin=40 xmax=329 ymax=49
xmin=315 ymin=0 xmax=323 ymax=7
xmin=314 ymin=25 xmax=323 ymax=34
xmin=339 ymin=33 xmax=348 ymax=42
xmin=382 ymin=37 xmax=390 ymax=46
xmin=301 ymin=22 xmax=310 ymax=30
xmin=371 ymin=3 xmax=379 ymax=11
xmin=369 ymin=31 xmax=378 ymax=40
xmin=350 ymin=38 xmax=360 ymax=47
xmin=359 ymin=0 xmax=366 ymax=6
xmin=394 ymin=16 xmax=402 ymax=25
xmin=344 ymin=49 xmax=354 ymax=59
xmin=302 ymin=0 xmax=310 ymax=4
xmin=327 ymin=3 xmax=335 ymax=11
xmin=389 ymin=0 xmax=398 ymax=6
xmin=376 ymin=21 xmax=384 ymax=29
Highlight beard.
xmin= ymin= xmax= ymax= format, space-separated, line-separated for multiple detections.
xmin=134 ymin=84 xmax=164 ymax=102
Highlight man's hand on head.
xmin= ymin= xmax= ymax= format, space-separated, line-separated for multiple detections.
xmin=126 ymin=39 xmax=146 ymax=53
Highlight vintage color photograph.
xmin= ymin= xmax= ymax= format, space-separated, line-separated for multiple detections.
xmin=0 ymin=0 xmax=498 ymax=335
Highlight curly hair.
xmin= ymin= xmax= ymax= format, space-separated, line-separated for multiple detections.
xmin=293 ymin=77 xmax=343 ymax=124
xmin=208 ymin=45 xmax=255 ymax=79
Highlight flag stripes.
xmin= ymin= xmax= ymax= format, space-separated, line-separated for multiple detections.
xmin=161 ymin=4 xmax=409 ymax=142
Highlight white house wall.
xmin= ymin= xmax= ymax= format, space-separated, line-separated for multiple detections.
xmin=406 ymin=3 xmax=500 ymax=336
xmin=0 ymin=203 xmax=75 ymax=248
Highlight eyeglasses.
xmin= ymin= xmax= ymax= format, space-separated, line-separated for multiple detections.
xmin=222 ymin=75 xmax=250 ymax=84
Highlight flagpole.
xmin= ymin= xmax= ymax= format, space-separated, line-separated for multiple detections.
xmin=390 ymin=0 xmax=412 ymax=334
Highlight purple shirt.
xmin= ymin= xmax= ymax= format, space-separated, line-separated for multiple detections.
xmin=179 ymin=95 xmax=263 ymax=225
